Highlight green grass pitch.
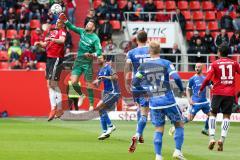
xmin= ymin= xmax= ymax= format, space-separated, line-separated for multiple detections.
xmin=0 ymin=118 xmax=240 ymax=160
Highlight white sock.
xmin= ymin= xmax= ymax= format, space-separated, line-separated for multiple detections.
xmin=49 ymin=88 xmax=57 ymax=110
xmin=208 ymin=116 xmax=216 ymax=140
xmin=221 ymin=118 xmax=230 ymax=143
xmin=55 ymin=86 xmax=62 ymax=110
xmin=155 ymin=154 xmax=162 ymax=160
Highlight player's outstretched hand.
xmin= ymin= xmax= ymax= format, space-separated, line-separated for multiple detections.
xmin=58 ymin=13 xmax=68 ymax=22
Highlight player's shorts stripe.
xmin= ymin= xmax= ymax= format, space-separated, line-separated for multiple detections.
xmin=193 ymin=101 xmax=209 ymax=105
xmin=175 ymin=105 xmax=183 ymax=120
xmin=169 ymin=71 xmax=177 ymax=76
xmin=51 ymin=58 xmax=59 ymax=80
xmin=149 ymin=103 xmax=177 ymax=109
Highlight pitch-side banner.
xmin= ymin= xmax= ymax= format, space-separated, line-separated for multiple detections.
xmin=126 ymin=22 xmax=176 ymax=48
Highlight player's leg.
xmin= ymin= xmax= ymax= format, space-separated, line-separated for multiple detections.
xmin=98 ymin=106 xmax=109 ymax=140
xmin=218 ymin=96 xmax=234 ymax=151
xmin=166 ymin=106 xmax=185 ymax=159
xmin=201 ymin=103 xmax=211 ymax=136
xmin=47 ymin=80 xmax=57 ymax=121
xmin=73 ymin=98 xmax=79 ymax=110
xmin=84 ymin=63 xmax=94 ymax=110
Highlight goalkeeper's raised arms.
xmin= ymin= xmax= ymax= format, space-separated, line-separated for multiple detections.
xmin=58 ymin=13 xmax=68 ymax=23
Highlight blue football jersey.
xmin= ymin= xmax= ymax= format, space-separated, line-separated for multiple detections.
xmin=127 ymin=46 xmax=150 ymax=74
xmin=188 ymin=75 xmax=208 ymax=103
xmin=133 ymin=58 xmax=183 ymax=109
xmin=98 ymin=64 xmax=120 ymax=94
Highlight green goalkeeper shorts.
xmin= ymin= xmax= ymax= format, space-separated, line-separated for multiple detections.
xmin=72 ymin=58 xmax=93 ymax=82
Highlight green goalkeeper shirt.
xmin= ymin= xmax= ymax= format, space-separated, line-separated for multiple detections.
xmin=65 ymin=21 xmax=102 ymax=63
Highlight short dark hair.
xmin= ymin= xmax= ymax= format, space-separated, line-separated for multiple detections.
xmin=136 ymin=30 xmax=148 ymax=43
xmin=218 ymin=42 xmax=229 ymax=57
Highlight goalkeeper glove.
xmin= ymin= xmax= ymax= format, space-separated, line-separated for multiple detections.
xmin=58 ymin=13 xmax=68 ymax=23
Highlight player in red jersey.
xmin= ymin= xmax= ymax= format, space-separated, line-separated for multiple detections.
xmin=199 ymin=43 xmax=240 ymax=151
xmin=35 ymin=19 xmax=66 ymax=121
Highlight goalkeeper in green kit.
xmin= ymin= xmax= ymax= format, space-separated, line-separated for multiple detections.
xmin=59 ymin=13 xmax=102 ymax=110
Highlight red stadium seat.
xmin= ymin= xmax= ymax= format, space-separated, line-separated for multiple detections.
xmin=227 ymin=32 xmax=234 ymax=39
xmin=30 ymin=20 xmax=41 ymax=29
xmin=93 ymin=0 xmax=102 ymax=9
xmin=185 ymin=21 xmax=194 ymax=31
xmin=36 ymin=62 xmax=46 ymax=70
xmin=98 ymin=20 xmax=105 ymax=25
xmin=202 ymin=64 xmax=207 ymax=73
xmin=182 ymin=10 xmax=191 ymax=20
xmin=177 ymin=1 xmax=188 ymax=10
xmin=202 ymin=1 xmax=215 ymax=11
xmin=192 ymin=11 xmax=204 ymax=21
xmin=211 ymin=31 xmax=219 ymax=38
xmin=0 ymin=62 xmax=10 ymax=69
xmin=165 ymin=1 xmax=176 ymax=11
xmin=110 ymin=20 xmax=121 ymax=30
xmin=0 ymin=51 xmax=8 ymax=61
xmin=199 ymin=31 xmax=205 ymax=37
xmin=186 ymin=31 xmax=194 ymax=41
xmin=196 ymin=21 xmax=206 ymax=31
xmin=216 ymin=11 xmax=226 ymax=20
xmin=229 ymin=11 xmax=237 ymax=19
xmin=101 ymin=41 xmax=108 ymax=48
xmin=208 ymin=21 xmax=219 ymax=31
xmin=6 ymin=29 xmax=17 ymax=39
xmin=154 ymin=1 xmax=164 ymax=10
xmin=118 ymin=0 xmax=127 ymax=9
xmin=0 ymin=29 xmax=5 ymax=39
xmin=205 ymin=11 xmax=216 ymax=21
xmin=189 ymin=1 xmax=201 ymax=10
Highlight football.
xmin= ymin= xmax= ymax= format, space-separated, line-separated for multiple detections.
xmin=50 ymin=3 xmax=62 ymax=15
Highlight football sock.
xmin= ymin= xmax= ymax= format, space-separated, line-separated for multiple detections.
xmin=204 ymin=118 xmax=209 ymax=130
xmin=87 ymin=88 xmax=94 ymax=106
xmin=154 ymin=131 xmax=163 ymax=156
xmin=102 ymin=111 xmax=112 ymax=127
xmin=209 ymin=116 xmax=216 ymax=140
xmin=136 ymin=115 xmax=147 ymax=137
xmin=100 ymin=114 xmax=107 ymax=133
xmin=174 ymin=127 xmax=184 ymax=151
xmin=49 ymin=87 xmax=56 ymax=110
xmin=137 ymin=108 xmax=141 ymax=121
xmin=221 ymin=118 xmax=230 ymax=143
xmin=183 ymin=116 xmax=189 ymax=124
xmin=55 ymin=86 xmax=62 ymax=109
xmin=72 ymin=83 xmax=82 ymax=95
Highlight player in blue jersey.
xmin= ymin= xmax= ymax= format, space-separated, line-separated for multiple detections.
xmin=92 ymin=55 xmax=121 ymax=140
xmin=124 ymin=30 xmax=151 ymax=152
xmin=132 ymin=41 xmax=185 ymax=160
xmin=169 ymin=63 xmax=211 ymax=136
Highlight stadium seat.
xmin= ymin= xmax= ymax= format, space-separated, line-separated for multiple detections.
xmin=154 ymin=1 xmax=164 ymax=10
xmin=229 ymin=11 xmax=236 ymax=19
xmin=205 ymin=11 xmax=216 ymax=21
xmin=195 ymin=21 xmax=206 ymax=31
xmin=110 ymin=20 xmax=121 ymax=30
xmin=0 ymin=62 xmax=10 ymax=69
xmin=227 ymin=32 xmax=234 ymax=39
xmin=118 ymin=0 xmax=127 ymax=9
xmin=202 ymin=1 xmax=215 ymax=10
xmin=177 ymin=1 xmax=188 ymax=10
xmin=93 ymin=0 xmax=102 ymax=9
xmin=98 ymin=20 xmax=105 ymax=25
xmin=185 ymin=21 xmax=194 ymax=31
xmin=101 ymin=41 xmax=108 ymax=48
xmin=0 ymin=51 xmax=8 ymax=61
xmin=208 ymin=21 xmax=219 ymax=31
xmin=30 ymin=20 xmax=41 ymax=29
xmin=0 ymin=29 xmax=5 ymax=39
xmin=6 ymin=29 xmax=17 ymax=39
xmin=186 ymin=31 xmax=194 ymax=41
xmin=181 ymin=10 xmax=191 ymax=20
xmin=192 ymin=11 xmax=204 ymax=21
xmin=211 ymin=31 xmax=219 ymax=38
xmin=199 ymin=31 xmax=205 ymax=37
xmin=18 ymin=29 xmax=25 ymax=39
xmin=217 ymin=11 xmax=226 ymax=20
xmin=165 ymin=1 xmax=176 ymax=11
xmin=189 ymin=1 xmax=201 ymax=10
xmin=36 ymin=62 xmax=46 ymax=70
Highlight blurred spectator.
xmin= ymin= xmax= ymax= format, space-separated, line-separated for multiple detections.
xmin=98 ymin=20 xmax=113 ymax=42
xmin=173 ymin=8 xmax=186 ymax=34
xmin=31 ymin=27 xmax=44 ymax=46
xmin=189 ymin=31 xmax=201 ymax=47
xmin=143 ymin=0 xmax=157 ymax=21
xmin=0 ymin=7 xmax=5 ymax=29
xmin=163 ymin=43 xmax=181 ymax=65
xmin=233 ymin=12 xmax=240 ymax=31
xmin=103 ymin=39 xmax=117 ymax=62
xmin=96 ymin=1 xmax=108 ymax=20
xmin=17 ymin=5 xmax=30 ymax=30
xmin=220 ymin=11 xmax=234 ymax=31
xmin=65 ymin=0 xmax=76 ymax=24
xmin=123 ymin=1 xmax=139 ymax=21
xmin=20 ymin=42 xmax=36 ymax=67
xmin=203 ymin=30 xmax=216 ymax=53
xmin=29 ymin=0 xmax=42 ymax=20
xmin=106 ymin=0 xmax=121 ymax=20
xmin=215 ymin=29 xmax=230 ymax=48
xmin=8 ymin=39 xmax=22 ymax=62
xmin=0 ymin=32 xmax=5 ymax=50
xmin=6 ymin=7 xmax=17 ymax=29
xmin=230 ymin=31 xmax=240 ymax=54
xmin=84 ymin=9 xmax=98 ymax=27
xmin=32 ymin=28 xmax=46 ymax=62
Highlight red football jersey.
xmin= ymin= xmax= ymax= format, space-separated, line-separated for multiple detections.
xmin=200 ymin=57 xmax=240 ymax=96
xmin=46 ymin=29 xmax=66 ymax=58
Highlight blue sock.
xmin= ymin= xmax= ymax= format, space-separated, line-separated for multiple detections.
xmin=101 ymin=110 xmax=113 ymax=127
xmin=137 ymin=115 xmax=147 ymax=136
xmin=174 ymin=127 xmax=184 ymax=150
xmin=137 ymin=108 xmax=141 ymax=121
xmin=154 ymin=131 xmax=163 ymax=155
xmin=204 ymin=118 xmax=209 ymax=130
xmin=100 ymin=114 xmax=107 ymax=133
xmin=183 ymin=116 xmax=189 ymax=124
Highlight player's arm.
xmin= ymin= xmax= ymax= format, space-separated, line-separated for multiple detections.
xmin=34 ymin=41 xmax=47 ymax=47
xmin=99 ymin=68 xmax=118 ymax=80
xmin=199 ymin=65 xmax=214 ymax=94
xmin=45 ymin=35 xmax=66 ymax=44
xmin=168 ymin=63 xmax=184 ymax=93
xmin=124 ymin=52 xmax=133 ymax=93
xmin=132 ymin=65 xmax=147 ymax=97
xmin=186 ymin=80 xmax=194 ymax=105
